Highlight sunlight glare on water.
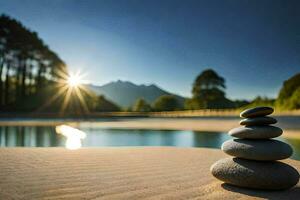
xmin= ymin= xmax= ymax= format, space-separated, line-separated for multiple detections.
xmin=55 ymin=125 xmax=86 ymax=150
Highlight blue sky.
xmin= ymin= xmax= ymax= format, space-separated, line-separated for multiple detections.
xmin=0 ymin=0 xmax=299 ymax=99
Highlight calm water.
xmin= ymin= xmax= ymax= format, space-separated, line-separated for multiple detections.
xmin=1 ymin=126 xmax=300 ymax=160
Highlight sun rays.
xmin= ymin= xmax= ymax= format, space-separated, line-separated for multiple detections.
xmin=36 ymin=69 xmax=92 ymax=115
xmin=67 ymin=71 xmax=84 ymax=88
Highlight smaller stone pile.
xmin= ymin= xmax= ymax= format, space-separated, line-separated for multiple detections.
xmin=210 ymin=106 xmax=299 ymax=190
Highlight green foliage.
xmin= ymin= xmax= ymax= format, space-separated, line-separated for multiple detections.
xmin=233 ymin=100 xmax=250 ymax=108
xmin=133 ymin=98 xmax=152 ymax=112
xmin=241 ymin=96 xmax=275 ymax=110
xmin=189 ymin=69 xmax=234 ymax=109
xmin=153 ymin=95 xmax=181 ymax=111
xmin=94 ymin=95 xmax=120 ymax=112
xmin=123 ymin=106 xmax=132 ymax=112
xmin=184 ymin=98 xmax=205 ymax=110
xmin=286 ymin=88 xmax=300 ymax=109
xmin=276 ymin=73 xmax=300 ymax=110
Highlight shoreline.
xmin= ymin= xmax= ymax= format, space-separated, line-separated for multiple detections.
xmin=0 ymin=109 xmax=299 ymax=119
xmin=0 ymin=117 xmax=299 ymax=139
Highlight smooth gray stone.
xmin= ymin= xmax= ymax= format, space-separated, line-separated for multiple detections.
xmin=229 ymin=126 xmax=282 ymax=139
xmin=222 ymin=139 xmax=293 ymax=160
xmin=210 ymin=158 xmax=299 ymax=190
xmin=240 ymin=107 xmax=274 ymax=118
xmin=240 ymin=116 xmax=277 ymax=126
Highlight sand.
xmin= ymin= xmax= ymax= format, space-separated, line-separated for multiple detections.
xmin=0 ymin=147 xmax=299 ymax=200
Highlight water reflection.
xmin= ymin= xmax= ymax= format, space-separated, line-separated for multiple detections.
xmin=56 ymin=125 xmax=86 ymax=150
xmin=0 ymin=126 xmax=300 ymax=160
xmin=0 ymin=126 xmax=63 ymax=147
xmin=193 ymin=131 xmax=231 ymax=148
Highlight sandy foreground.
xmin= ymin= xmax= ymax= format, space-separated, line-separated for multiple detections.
xmin=0 ymin=147 xmax=300 ymax=200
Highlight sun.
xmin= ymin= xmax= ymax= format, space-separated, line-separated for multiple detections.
xmin=36 ymin=69 xmax=93 ymax=114
xmin=67 ymin=72 xmax=83 ymax=88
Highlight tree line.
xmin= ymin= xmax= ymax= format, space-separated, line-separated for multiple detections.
xmin=0 ymin=14 xmax=67 ymax=111
xmin=131 ymin=68 xmax=300 ymax=112
xmin=0 ymin=15 xmax=121 ymax=114
xmin=130 ymin=69 xmax=248 ymax=112
xmin=1 ymin=15 xmax=298 ymax=114
xmin=130 ymin=95 xmax=181 ymax=112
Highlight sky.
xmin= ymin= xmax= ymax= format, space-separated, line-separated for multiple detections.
xmin=0 ymin=0 xmax=299 ymax=99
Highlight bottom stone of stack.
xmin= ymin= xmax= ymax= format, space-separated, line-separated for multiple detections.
xmin=210 ymin=157 xmax=299 ymax=190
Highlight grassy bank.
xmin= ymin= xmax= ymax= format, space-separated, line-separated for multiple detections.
xmin=0 ymin=109 xmax=300 ymax=118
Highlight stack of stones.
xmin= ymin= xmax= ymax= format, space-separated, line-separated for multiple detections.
xmin=211 ymin=106 xmax=299 ymax=190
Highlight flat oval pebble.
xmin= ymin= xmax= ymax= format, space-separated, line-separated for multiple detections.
xmin=229 ymin=125 xmax=282 ymax=139
xmin=240 ymin=107 xmax=274 ymax=118
xmin=222 ymin=139 xmax=293 ymax=160
xmin=210 ymin=158 xmax=299 ymax=190
xmin=240 ymin=116 xmax=277 ymax=126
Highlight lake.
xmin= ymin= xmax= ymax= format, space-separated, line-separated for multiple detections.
xmin=1 ymin=125 xmax=300 ymax=160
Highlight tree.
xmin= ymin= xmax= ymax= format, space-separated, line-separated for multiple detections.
xmin=94 ymin=95 xmax=120 ymax=112
xmin=132 ymin=98 xmax=151 ymax=112
xmin=187 ymin=69 xmax=232 ymax=109
xmin=287 ymin=88 xmax=300 ymax=109
xmin=0 ymin=14 xmax=67 ymax=112
xmin=184 ymin=98 xmax=205 ymax=110
xmin=276 ymin=73 xmax=300 ymax=110
xmin=153 ymin=95 xmax=180 ymax=111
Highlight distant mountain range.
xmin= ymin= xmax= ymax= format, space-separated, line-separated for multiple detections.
xmin=87 ymin=80 xmax=186 ymax=108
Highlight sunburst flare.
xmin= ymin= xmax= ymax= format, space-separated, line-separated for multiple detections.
xmin=36 ymin=69 xmax=93 ymax=115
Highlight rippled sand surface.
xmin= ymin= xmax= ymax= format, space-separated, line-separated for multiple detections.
xmin=0 ymin=147 xmax=299 ymax=199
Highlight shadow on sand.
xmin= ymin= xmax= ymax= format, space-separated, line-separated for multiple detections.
xmin=221 ymin=183 xmax=300 ymax=200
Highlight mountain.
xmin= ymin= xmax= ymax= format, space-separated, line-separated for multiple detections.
xmin=86 ymin=80 xmax=186 ymax=108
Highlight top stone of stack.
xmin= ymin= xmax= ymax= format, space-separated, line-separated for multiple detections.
xmin=229 ymin=106 xmax=282 ymax=139
xmin=240 ymin=106 xmax=274 ymax=118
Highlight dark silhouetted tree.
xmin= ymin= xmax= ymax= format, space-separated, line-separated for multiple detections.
xmin=0 ymin=14 xmax=67 ymax=111
xmin=185 ymin=69 xmax=233 ymax=109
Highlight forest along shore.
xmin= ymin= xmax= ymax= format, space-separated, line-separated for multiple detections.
xmin=0 ymin=116 xmax=299 ymax=139
xmin=0 ymin=109 xmax=300 ymax=118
